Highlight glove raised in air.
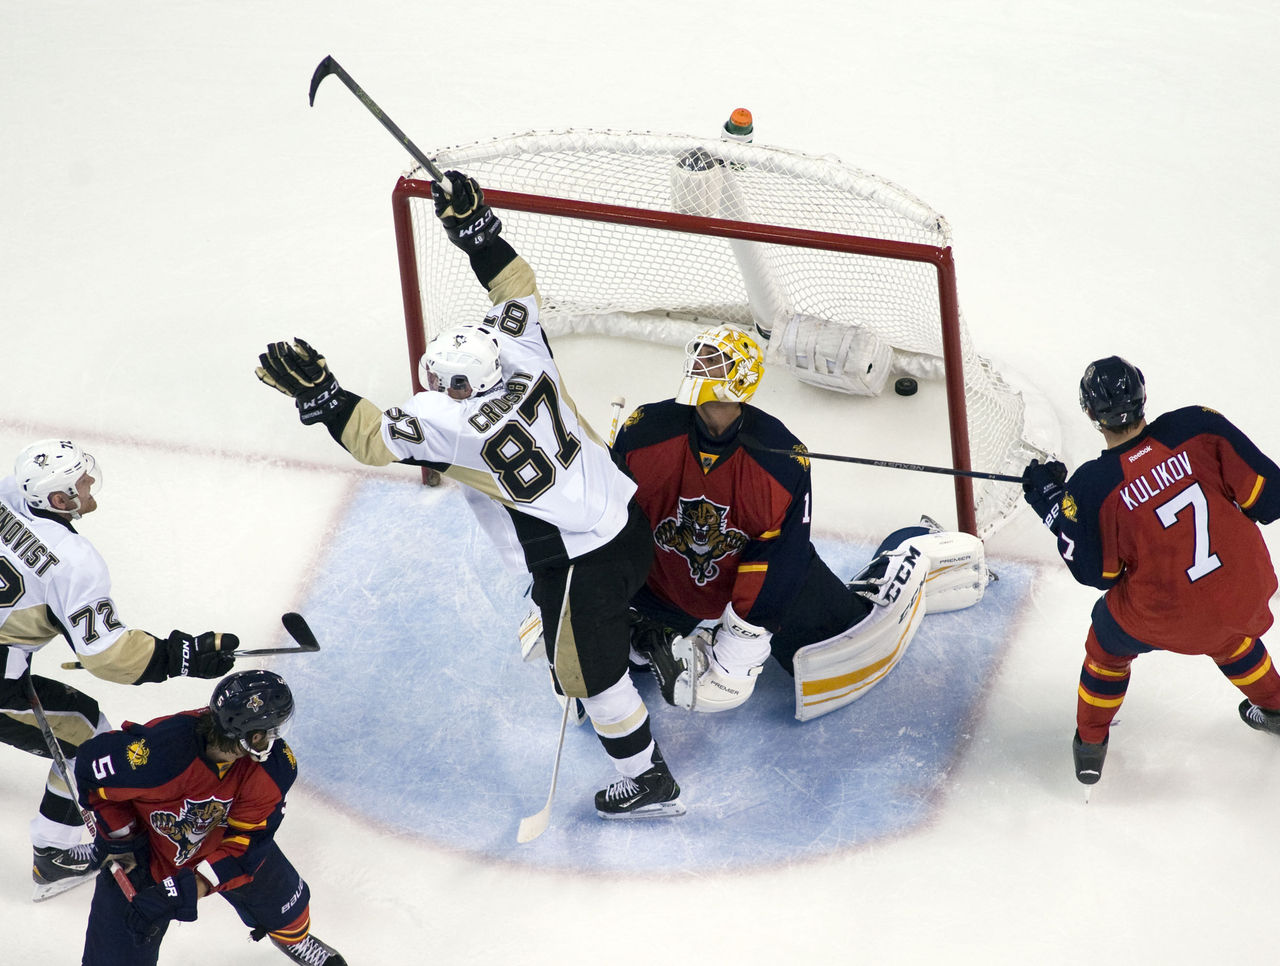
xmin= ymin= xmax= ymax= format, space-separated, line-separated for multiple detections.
xmin=256 ymin=338 xmax=343 ymax=425
xmin=431 ymin=170 xmax=503 ymax=252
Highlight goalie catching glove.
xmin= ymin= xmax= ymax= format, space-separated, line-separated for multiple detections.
xmin=256 ymin=338 xmax=345 ymax=426
xmin=432 ymin=170 xmax=503 ymax=252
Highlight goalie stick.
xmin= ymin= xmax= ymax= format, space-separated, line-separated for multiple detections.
xmin=308 ymin=55 xmax=454 ymax=196
xmin=60 ymin=612 xmax=321 ymax=671
xmin=24 ymin=674 xmax=137 ymax=900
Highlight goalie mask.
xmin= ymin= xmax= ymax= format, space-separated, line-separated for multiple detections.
xmin=419 ymin=324 xmax=503 ymax=397
xmin=211 ymin=669 xmax=294 ymax=762
xmin=13 ymin=439 xmax=101 ymax=519
xmin=676 ymin=325 xmax=765 ymax=406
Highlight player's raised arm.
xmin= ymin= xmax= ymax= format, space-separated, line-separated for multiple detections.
xmin=432 ymin=169 xmax=537 ymax=306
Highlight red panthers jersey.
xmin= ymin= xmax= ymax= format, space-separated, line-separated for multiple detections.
xmin=612 ymin=400 xmax=814 ymax=627
xmin=75 ymin=710 xmax=297 ymax=891
xmin=1051 ymin=406 xmax=1280 ymax=652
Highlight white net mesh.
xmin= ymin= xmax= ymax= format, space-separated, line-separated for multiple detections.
xmin=398 ymin=130 xmax=1047 ymax=536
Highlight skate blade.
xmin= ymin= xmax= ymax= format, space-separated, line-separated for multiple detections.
xmin=32 ymin=870 xmax=97 ymax=902
xmin=596 ymin=799 xmax=687 ymax=821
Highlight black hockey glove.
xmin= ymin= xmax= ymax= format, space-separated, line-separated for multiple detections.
xmin=87 ymin=829 xmax=148 ymax=872
xmin=1022 ymin=458 xmax=1068 ymax=523
xmin=159 ymin=630 xmax=238 ymax=680
xmin=125 ymin=869 xmax=199 ymax=947
xmin=256 ymin=338 xmax=343 ymax=426
xmin=432 ymin=170 xmax=503 ymax=252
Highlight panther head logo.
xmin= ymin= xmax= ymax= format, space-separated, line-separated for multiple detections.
xmin=150 ymin=797 xmax=231 ymax=866
xmin=653 ymin=496 xmax=748 ymax=585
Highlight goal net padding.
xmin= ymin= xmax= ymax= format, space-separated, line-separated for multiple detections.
xmin=390 ymin=130 xmax=1048 ymax=537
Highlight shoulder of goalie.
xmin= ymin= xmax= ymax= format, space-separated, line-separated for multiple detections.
xmin=669 ymin=602 xmax=771 ymax=713
xmin=792 ymin=543 xmax=929 ymax=721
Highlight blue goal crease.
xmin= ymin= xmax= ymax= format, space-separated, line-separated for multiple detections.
xmin=284 ymin=477 xmax=1030 ymax=873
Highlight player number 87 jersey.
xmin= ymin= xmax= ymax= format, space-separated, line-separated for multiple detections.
xmin=378 ymin=296 xmax=636 ymax=565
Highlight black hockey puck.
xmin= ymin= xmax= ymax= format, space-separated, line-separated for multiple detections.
xmin=894 ymin=377 xmax=918 ymax=396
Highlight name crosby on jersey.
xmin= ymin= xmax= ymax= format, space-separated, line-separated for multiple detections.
xmin=465 ymin=371 xmax=532 ymax=433
xmin=0 ymin=503 xmax=60 ymax=574
xmin=1120 ymin=449 xmax=1194 ymax=511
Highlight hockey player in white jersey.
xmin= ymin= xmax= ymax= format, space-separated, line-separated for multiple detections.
xmin=256 ymin=170 xmax=684 ymax=822
xmin=0 ymin=440 xmax=239 ymax=900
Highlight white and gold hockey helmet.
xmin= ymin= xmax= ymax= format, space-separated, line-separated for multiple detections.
xmin=13 ymin=439 xmax=100 ymax=517
xmin=676 ymin=325 xmax=765 ymax=406
xmin=419 ymin=324 xmax=503 ymax=397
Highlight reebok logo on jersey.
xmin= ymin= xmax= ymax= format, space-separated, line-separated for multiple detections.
xmin=1127 ymin=445 xmax=1153 ymax=463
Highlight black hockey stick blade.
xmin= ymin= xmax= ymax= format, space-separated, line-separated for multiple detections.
xmin=308 ymin=55 xmax=339 ymax=106
xmin=281 ymin=612 xmax=321 ymax=651
xmin=306 ymin=54 xmax=451 ymax=191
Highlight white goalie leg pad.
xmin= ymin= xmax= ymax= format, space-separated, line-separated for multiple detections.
xmin=793 ymin=545 xmax=928 ymax=721
xmin=892 ymin=530 xmax=988 ymax=614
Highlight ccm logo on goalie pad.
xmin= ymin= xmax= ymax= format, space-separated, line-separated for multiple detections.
xmin=880 ymin=546 xmax=923 ymax=605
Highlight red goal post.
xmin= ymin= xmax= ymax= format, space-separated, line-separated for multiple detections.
xmin=390 ymin=130 xmax=1048 ymax=537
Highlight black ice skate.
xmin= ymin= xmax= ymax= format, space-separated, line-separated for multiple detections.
xmin=1239 ymin=699 xmax=1280 ymax=736
xmin=31 ymin=843 xmax=99 ymax=902
xmin=272 ymin=934 xmax=348 ymax=966
xmin=595 ymin=749 xmax=686 ymax=820
xmin=1072 ymin=730 xmax=1108 ymax=785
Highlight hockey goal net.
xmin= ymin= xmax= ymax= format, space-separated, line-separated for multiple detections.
xmin=391 ymin=129 xmax=1048 ymax=537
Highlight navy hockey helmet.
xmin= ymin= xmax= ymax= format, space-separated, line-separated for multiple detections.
xmin=210 ymin=670 xmax=294 ymax=761
xmin=1079 ymin=356 xmax=1146 ymax=430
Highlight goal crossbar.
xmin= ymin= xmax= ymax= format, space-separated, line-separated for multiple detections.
xmin=392 ymin=176 xmax=977 ymax=535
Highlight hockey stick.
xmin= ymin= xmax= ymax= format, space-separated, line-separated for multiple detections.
xmin=517 ymin=565 xmax=575 ymax=844
xmin=60 ymin=613 xmax=320 ymax=670
xmin=308 ymin=55 xmax=453 ymax=195
xmin=607 ymin=396 xmax=626 ymax=446
xmin=23 ymin=675 xmax=137 ymax=900
xmin=740 ymin=435 xmax=1023 ymax=483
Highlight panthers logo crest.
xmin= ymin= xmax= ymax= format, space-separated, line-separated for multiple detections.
xmin=150 ymin=797 xmax=231 ymax=866
xmin=654 ymin=496 xmax=747 ymax=585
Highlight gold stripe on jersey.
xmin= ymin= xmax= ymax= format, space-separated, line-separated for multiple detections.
xmin=1 ymin=604 xmax=60 ymax=647
xmin=486 ymin=256 xmax=538 ymax=306
xmin=1241 ymin=474 xmax=1265 ymax=510
xmin=78 ymin=628 xmax=162 ymax=684
xmin=340 ymin=399 xmax=399 ymax=466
